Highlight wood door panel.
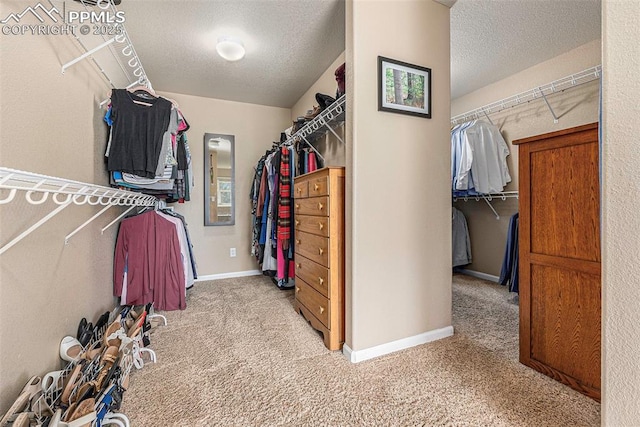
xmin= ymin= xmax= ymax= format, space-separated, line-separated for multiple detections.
xmin=529 ymin=142 xmax=600 ymax=262
xmin=515 ymin=123 xmax=600 ymax=400
xmin=529 ymin=264 xmax=601 ymax=388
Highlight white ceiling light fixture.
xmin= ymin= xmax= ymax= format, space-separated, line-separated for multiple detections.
xmin=216 ymin=36 xmax=245 ymax=62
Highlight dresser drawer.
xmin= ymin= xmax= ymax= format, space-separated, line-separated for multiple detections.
xmin=295 ymin=254 xmax=329 ymax=297
xmin=308 ymin=175 xmax=329 ymax=197
xmin=294 ymin=181 xmax=308 ymax=198
xmin=294 ymin=196 xmax=329 ymax=217
xmin=295 ymin=231 xmax=329 ymax=267
xmin=296 ymin=279 xmax=330 ymax=328
xmin=295 ymin=215 xmax=329 ymax=237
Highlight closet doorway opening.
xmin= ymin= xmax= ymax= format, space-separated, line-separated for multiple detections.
xmin=449 ymin=0 xmax=602 ymax=402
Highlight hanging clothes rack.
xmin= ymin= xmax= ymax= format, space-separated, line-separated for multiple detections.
xmin=0 ymin=167 xmax=156 ymax=255
xmin=281 ymin=94 xmax=346 ymax=162
xmin=450 ymin=65 xmax=602 ymax=126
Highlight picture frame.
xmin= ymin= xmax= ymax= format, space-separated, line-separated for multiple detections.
xmin=378 ymin=56 xmax=431 ymax=118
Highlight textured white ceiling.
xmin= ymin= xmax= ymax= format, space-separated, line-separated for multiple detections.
xmin=118 ymin=0 xmax=600 ymax=108
xmin=121 ymin=0 xmax=345 ymax=108
xmin=450 ymin=0 xmax=601 ymax=100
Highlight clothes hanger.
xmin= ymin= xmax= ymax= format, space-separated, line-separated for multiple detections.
xmin=125 ymin=85 xmax=157 ymax=106
xmin=127 ymin=85 xmax=156 ymax=97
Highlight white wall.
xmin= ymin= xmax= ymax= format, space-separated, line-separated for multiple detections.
xmin=602 ymin=0 xmax=640 ymax=424
xmin=346 ymin=0 xmax=452 ymax=355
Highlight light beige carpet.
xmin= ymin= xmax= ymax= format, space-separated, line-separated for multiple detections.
xmin=120 ymin=273 xmax=600 ymax=426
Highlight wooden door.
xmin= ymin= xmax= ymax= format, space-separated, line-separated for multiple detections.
xmin=513 ymin=123 xmax=600 ymax=401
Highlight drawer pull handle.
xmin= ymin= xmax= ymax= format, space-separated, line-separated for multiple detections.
xmin=318 ymin=277 xmax=324 ymax=285
xmin=318 ymin=223 xmax=324 ymax=230
xmin=296 ymin=286 xmax=300 ymax=293
xmin=319 ymin=306 xmax=325 ymax=314
xmin=295 ymin=220 xmax=300 ymax=226
xmin=318 ymin=203 xmax=324 ymax=210
xmin=297 ymin=188 xmax=302 ymax=193
xmin=295 ymin=203 xmax=300 ymax=209
xmin=314 ymin=184 xmax=319 ymax=191
xmin=296 ymin=263 xmax=301 ymax=269
xmin=318 ymin=248 xmax=324 ymax=255
xmin=296 ymin=239 xmax=301 ymax=245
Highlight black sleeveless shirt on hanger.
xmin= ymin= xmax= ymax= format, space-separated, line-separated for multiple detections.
xmin=107 ymin=89 xmax=173 ymax=178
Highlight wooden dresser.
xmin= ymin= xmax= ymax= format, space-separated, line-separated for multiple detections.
xmin=513 ymin=123 xmax=600 ymax=401
xmin=293 ymin=167 xmax=345 ymax=350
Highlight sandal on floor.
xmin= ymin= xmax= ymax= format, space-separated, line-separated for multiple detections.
xmin=103 ymin=318 xmax=124 ymax=349
xmin=20 ymin=375 xmax=41 ymax=400
xmin=92 ymin=311 xmax=111 ymax=341
xmin=60 ymin=336 xmax=84 ymax=363
xmin=95 ymin=384 xmax=126 ymax=426
xmin=60 ymin=364 xmax=83 ymax=406
xmin=80 ymin=340 xmax=103 ymax=361
xmin=76 ymin=318 xmax=93 ymax=347
xmin=95 ymin=346 xmax=120 ymax=391
xmin=61 ymin=398 xmax=96 ymax=427
xmin=10 ymin=412 xmax=30 ymax=427
xmin=29 ymin=390 xmax=54 ymax=419
xmin=42 ymin=370 xmax=65 ymax=393
xmin=0 ymin=391 xmax=29 ymax=426
xmin=48 ymin=409 xmax=63 ymax=427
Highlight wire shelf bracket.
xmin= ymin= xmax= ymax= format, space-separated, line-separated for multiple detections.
xmin=0 ymin=167 xmax=156 ymax=254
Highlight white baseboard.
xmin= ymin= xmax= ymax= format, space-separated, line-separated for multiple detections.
xmin=342 ymin=326 xmax=454 ymax=363
xmin=456 ymin=269 xmax=499 ymax=283
xmin=194 ymin=270 xmax=262 ymax=282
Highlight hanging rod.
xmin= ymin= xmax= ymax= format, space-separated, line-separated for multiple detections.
xmin=0 ymin=167 xmax=156 ymax=254
xmin=452 ymin=191 xmax=519 ymax=220
xmin=450 ymin=65 xmax=602 ymax=126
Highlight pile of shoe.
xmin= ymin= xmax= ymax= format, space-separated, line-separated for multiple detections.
xmin=291 ymin=93 xmax=337 ymax=134
xmin=0 ymin=304 xmax=166 ymax=427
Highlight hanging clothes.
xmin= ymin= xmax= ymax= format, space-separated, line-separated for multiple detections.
xmin=106 ymin=89 xmax=172 ymax=178
xmin=104 ymin=88 xmax=192 ymax=202
xmin=113 ymin=210 xmax=185 ymax=311
xmin=499 ymin=212 xmax=519 ymax=293
xmin=452 ymin=207 xmax=472 ymax=267
xmin=451 ymin=120 xmax=511 ymax=196
xmin=113 ymin=208 xmax=197 ymax=310
xmin=250 ymin=144 xmax=297 ymax=288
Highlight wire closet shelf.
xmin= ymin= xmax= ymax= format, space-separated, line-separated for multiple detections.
xmin=282 ymin=94 xmax=346 ymax=162
xmin=450 ymin=65 xmax=602 ymax=126
xmin=0 ymin=167 xmax=156 ymax=254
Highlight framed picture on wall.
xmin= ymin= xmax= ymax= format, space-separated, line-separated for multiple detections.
xmin=378 ymin=56 xmax=431 ymax=118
